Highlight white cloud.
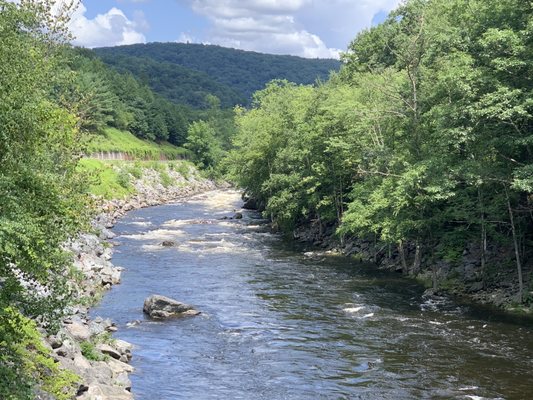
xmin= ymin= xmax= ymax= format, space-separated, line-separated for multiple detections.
xmin=183 ymin=0 xmax=401 ymax=59
xmin=68 ymin=3 xmax=146 ymax=48
xmin=185 ymin=0 xmax=339 ymax=58
xmin=177 ymin=32 xmax=198 ymax=44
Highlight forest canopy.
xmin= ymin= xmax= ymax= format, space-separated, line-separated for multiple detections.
xmin=227 ymin=0 xmax=533 ymax=302
xmin=93 ymin=42 xmax=341 ymax=108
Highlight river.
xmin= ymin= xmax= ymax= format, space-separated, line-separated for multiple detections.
xmin=92 ymin=190 xmax=533 ymax=399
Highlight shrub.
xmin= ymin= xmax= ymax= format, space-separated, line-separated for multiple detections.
xmin=159 ymin=170 xmax=174 ymax=188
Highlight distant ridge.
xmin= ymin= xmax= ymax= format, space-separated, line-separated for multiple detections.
xmin=93 ymin=42 xmax=341 ymax=108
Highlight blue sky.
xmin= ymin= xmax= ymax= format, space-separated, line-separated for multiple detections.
xmin=72 ymin=0 xmax=401 ymax=58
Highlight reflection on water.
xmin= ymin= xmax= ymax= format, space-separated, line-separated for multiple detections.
xmin=92 ymin=190 xmax=533 ymax=400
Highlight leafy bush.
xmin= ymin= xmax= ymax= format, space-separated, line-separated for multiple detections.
xmin=0 ymin=308 xmax=79 ymax=400
xmin=159 ymin=170 xmax=174 ymax=188
xmin=80 ymin=341 xmax=105 ymax=362
xmin=116 ymin=169 xmax=131 ymax=189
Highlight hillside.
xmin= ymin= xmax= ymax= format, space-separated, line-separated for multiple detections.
xmin=93 ymin=43 xmax=341 ymax=107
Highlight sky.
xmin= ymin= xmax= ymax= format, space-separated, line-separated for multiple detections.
xmin=69 ymin=0 xmax=403 ymax=59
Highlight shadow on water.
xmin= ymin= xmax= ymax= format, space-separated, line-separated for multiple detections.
xmin=92 ymin=190 xmax=533 ymax=400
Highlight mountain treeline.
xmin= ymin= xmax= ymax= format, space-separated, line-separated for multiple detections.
xmin=227 ymin=0 xmax=533 ymax=302
xmin=93 ymin=43 xmax=341 ymax=108
xmin=66 ymin=48 xmax=192 ymax=145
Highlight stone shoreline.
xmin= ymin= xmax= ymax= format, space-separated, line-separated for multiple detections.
xmin=42 ymin=165 xmax=216 ymax=399
xmin=290 ymin=221 xmax=532 ymax=313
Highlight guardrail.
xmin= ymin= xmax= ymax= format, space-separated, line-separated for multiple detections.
xmin=88 ymin=151 xmax=188 ymax=161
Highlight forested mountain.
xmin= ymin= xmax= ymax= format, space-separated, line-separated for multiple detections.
xmin=68 ymin=48 xmax=194 ymax=145
xmin=227 ymin=0 xmax=533 ymax=303
xmin=93 ymin=43 xmax=341 ymax=107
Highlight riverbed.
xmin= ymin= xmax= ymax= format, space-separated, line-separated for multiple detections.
xmin=92 ymin=190 xmax=533 ymax=399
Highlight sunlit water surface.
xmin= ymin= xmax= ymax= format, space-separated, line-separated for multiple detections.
xmin=92 ymin=190 xmax=533 ymax=399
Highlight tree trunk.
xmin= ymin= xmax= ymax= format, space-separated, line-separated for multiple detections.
xmin=432 ymin=265 xmax=438 ymax=290
xmin=478 ymin=188 xmax=487 ymax=289
xmin=505 ymin=187 xmax=523 ymax=303
xmin=398 ymin=240 xmax=408 ymax=274
xmin=373 ymin=234 xmax=377 ymax=263
xmin=411 ymin=241 xmax=421 ymax=276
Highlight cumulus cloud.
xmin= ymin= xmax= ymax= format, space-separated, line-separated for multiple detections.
xmin=177 ymin=32 xmax=201 ymax=44
xmin=296 ymin=0 xmax=402 ymax=48
xmin=68 ymin=3 xmax=147 ymax=48
xmin=185 ymin=0 xmax=341 ymax=58
xmin=182 ymin=0 xmax=402 ymax=59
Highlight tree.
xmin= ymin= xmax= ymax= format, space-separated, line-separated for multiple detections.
xmin=0 ymin=1 xmax=87 ymax=396
xmin=185 ymin=120 xmax=222 ymax=168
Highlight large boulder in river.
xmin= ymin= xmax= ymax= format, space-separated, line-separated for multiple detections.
xmin=242 ymin=197 xmax=258 ymax=210
xmin=143 ymin=295 xmax=200 ymax=319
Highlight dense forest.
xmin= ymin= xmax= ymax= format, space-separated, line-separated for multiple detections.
xmin=227 ymin=0 xmax=533 ymax=302
xmin=93 ymin=43 xmax=341 ymax=107
xmin=66 ymin=48 xmax=192 ymax=145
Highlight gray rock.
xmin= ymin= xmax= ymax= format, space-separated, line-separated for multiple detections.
xmin=106 ymin=358 xmax=134 ymax=375
xmin=89 ymin=361 xmax=114 ymax=384
xmin=468 ymin=281 xmax=484 ymax=293
xmin=161 ymin=240 xmax=176 ymax=247
xmin=47 ymin=335 xmax=63 ymax=349
xmin=97 ymin=343 xmax=121 ymax=360
xmin=65 ymin=321 xmax=91 ymax=341
xmin=115 ymin=372 xmax=132 ymax=390
xmin=233 ymin=212 xmax=243 ymax=219
xmin=143 ymin=294 xmax=200 ymax=319
xmin=114 ymin=339 xmax=133 ymax=360
xmin=77 ymin=384 xmax=132 ymax=400
xmin=99 ymin=227 xmax=116 ymax=240
xmin=242 ymin=197 xmax=258 ymax=210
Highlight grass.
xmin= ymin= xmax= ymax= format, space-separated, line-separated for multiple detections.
xmin=76 ymin=159 xmax=135 ymax=199
xmin=76 ymin=159 xmax=196 ymax=199
xmin=87 ymin=127 xmax=191 ymax=160
xmin=159 ymin=170 xmax=173 ymax=188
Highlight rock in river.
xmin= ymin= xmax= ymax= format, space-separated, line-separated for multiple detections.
xmin=143 ymin=295 xmax=200 ymax=319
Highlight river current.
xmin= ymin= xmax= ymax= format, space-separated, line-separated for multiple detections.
xmin=92 ymin=190 xmax=533 ymax=399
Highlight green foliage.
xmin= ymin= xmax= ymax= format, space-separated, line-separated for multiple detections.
xmin=116 ymin=170 xmax=131 ymax=190
xmin=76 ymin=159 xmax=135 ymax=199
xmin=0 ymin=3 xmax=91 ymax=395
xmin=228 ymin=0 xmax=533 ymax=301
xmin=127 ymin=163 xmax=143 ymax=179
xmin=170 ymin=161 xmax=193 ymax=179
xmin=159 ymin=170 xmax=174 ymax=188
xmin=63 ymin=47 xmax=193 ymax=146
xmin=80 ymin=341 xmax=105 ymax=362
xmin=0 ymin=308 xmax=78 ymax=400
xmin=94 ymin=42 xmax=340 ymax=107
xmin=87 ymin=127 xmax=191 ymax=160
xmin=185 ymin=120 xmax=223 ymax=168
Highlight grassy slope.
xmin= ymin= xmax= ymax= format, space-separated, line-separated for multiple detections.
xmin=76 ymin=159 xmax=196 ymax=199
xmin=82 ymin=128 xmax=196 ymax=199
xmin=87 ymin=128 xmax=191 ymax=160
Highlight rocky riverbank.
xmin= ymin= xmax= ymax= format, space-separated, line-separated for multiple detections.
xmin=40 ymin=164 xmax=217 ymax=399
xmin=291 ymin=220 xmax=532 ymax=313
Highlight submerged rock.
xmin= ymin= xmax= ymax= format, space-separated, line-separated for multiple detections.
xmin=161 ymin=240 xmax=176 ymax=247
xmin=233 ymin=212 xmax=243 ymax=219
xmin=143 ymin=295 xmax=200 ymax=319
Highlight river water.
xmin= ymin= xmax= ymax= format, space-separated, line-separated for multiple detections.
xmin=92 ymin=190 xmax=533 ymax=400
